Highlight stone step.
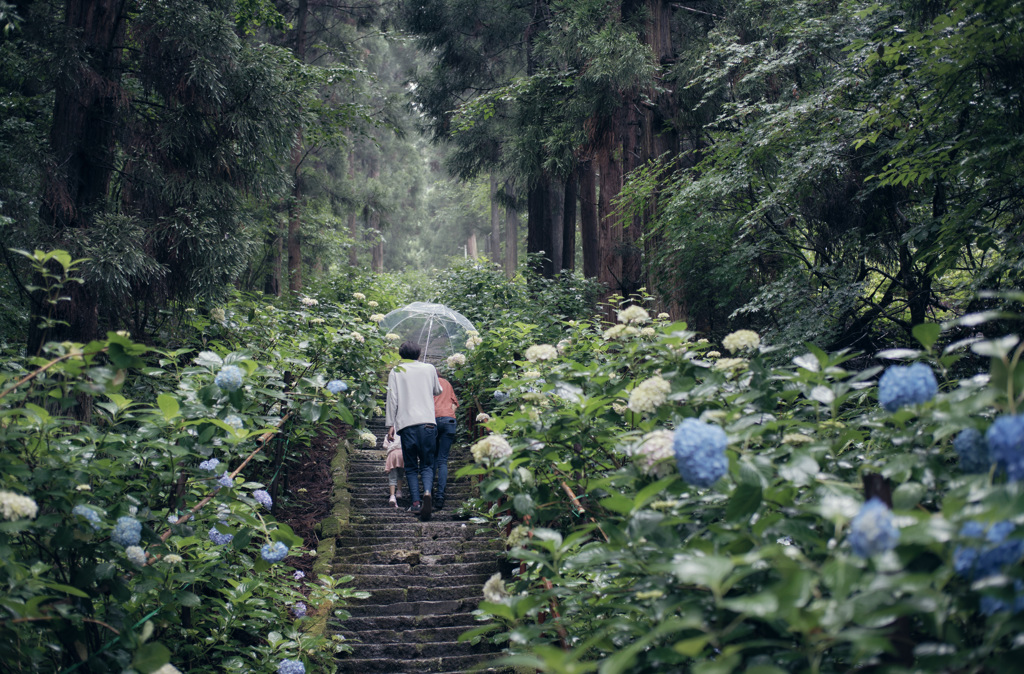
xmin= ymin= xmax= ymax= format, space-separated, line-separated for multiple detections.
xmin=333 ymin=540 xmax=500 ymax=558
xmin=346 ymin=597 xmax=480 ymax=618
xmin=333 ymin=535 xmax=495 ymax=550
xmin=336 ymin=652 xmax=497 ymax=673
xmin=333 ymin=560 xmax=498 ymax=577
xmin=348 ymin=510 xmax=475 ymax=523
xmin=334 ymin=548 xmax=500 ymax=567
xmin=352 ymin=584 xmax=484 ymax=604
xmin=332 ymin=611 xmax=481 ymax=632
xmin=348 ymin=572 xmax=492 ymax=590
xmin=336 ymin=525 xmax=492 ymax=540
xmin=342 ymin=638 xmax=487 ymax=659
xmin=339 ymin=624 xmax=484 ymax=644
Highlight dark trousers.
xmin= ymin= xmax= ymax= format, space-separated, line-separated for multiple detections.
xmin=434 ymin=416 xmax=457 ymax=501
xmin=399 ymin=422 xmax=436 ymax=504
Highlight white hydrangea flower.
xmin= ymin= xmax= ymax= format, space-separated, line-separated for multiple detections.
xmin=632 ymin=430 xmax=675 ymax=476
xmin=697 ymin=338 xmax=709 ymax=344
xmin=300 ymin=296 xmax=319 ymax=307
xmin=657 ymin=312 xmax=670 ymax=320
xmin=471 ymin=435 xmax=513 ymax=463
xmin=163 ymin=554 xmax=183 ymax=564
xmin=476 ymin=412 xmax=491 ymax=423
xmin=525 ymin=344 xmax=558 ymax=362
xmin=446 ymin=353 xmax=467 ymax=368
xmin=482 ymin=573 xmax=509 ymax=603
xmin=706 ymin=350 xmax=721 ymax=358
xmin=75 ymin=484 xmax=91 ymax=491
xmin=712 ymin=358 xmax=748 ymax=372
xmin=603 ymin=324 xmax=639 ymax=341
xmin=310 ymin=317 xmax=325 ymax=324
xmin=612 ymin=401 xmax=628 ymax=416
xmin=350 ymin=331 xmax=365 ymax=343
xmin=722 ymin=329 xmax=761 ymax=354
xmin=466 ymin=335 xmax=483 ymax=350
xmin=369 ymin=313 xmax=386 ymax=322
xmin=210 ymin=307 xmax=226 ymax=323
xmin=556 ymin=338 xmax=571 ymax=354
xmin=467 ymin=330 xmax=480 ymax=338
xmin=506 ymin=525 xmax=530 ymax=548
xmin=368 ymin=300 xmax=378 ymax=307
xmin=782 ymin=432 xmax=814 ymax=445
xmin=385 ymin=333 xmax=401 ymax=341
xmin=617 ymin=305 xmax=651 ymax=325
xmin=523 ymin=370 xmax=541 ymax=379
xmin=152 ymin=664 xmax=184 ymax=674
xmin=627 ymin=376 xmax=671 ymax=414
xmin=0 ymin=490 xmax=38 ymax=521
xmin=353 ymin=293 xmax=366 ymax=301
xmin=640 ymin=327 xmax=656 ymax=337
xmin=358 ymin=431 xmax=377 ymax=447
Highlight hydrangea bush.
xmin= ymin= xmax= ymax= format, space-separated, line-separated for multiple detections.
xmin=456 ymin=300 xmax=1024 ymax=673
xmin=0 ymin=265 xmax=385 ymax=672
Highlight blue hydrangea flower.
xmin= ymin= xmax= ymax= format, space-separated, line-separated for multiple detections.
xmin=125 ymin=545 xmax=147 ymax=566
xmin=218 ymin=472 xmax=234 ymax=489
xmin=111 ymin=516 xmax=142 ymax=547
xmin=72 ymin=505 xmax=102 ymax=531
xmin=672 ymin=418 xmax=728 ymax=487
xmin=261 ymin=541 xmax=289 ymax=563
xmin=954 ymin=520 xmax=1024 ymax=613
xmin=986 ymin=415 xmax=1024 ymax=481
xmin=277 ymin=660 xmax=305 ymax=674
xmin=214 ymin=365 xmax=245 ymax=392
xmin=954 ymin=428 xmax=990 ymax=474
xmin=848 ymin=498 xmax=899 ymax=557
xmin=326 ymin=380 xmax=348 ymax=394
xmin=198 ymin=458 xmax=220 ymax=472
xmin=253 ymin=489 xmax=273 ymax=509
xmin=224 ymin=415 xmax=244 ymax=430
xmin=877 ymin=363 xmax=938 ymax=412
xmin=293 ymin=570 xmax=305 ymax=580
xmin=493 ymin=390 xmax=509 ymax=403
xmin=292 ymin=601 xmax=307 ymax=618
xmin=208 ymin=526 xmax=233 ymax=546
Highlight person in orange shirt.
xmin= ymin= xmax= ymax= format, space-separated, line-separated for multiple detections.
xmin=433 ymin=377 xmax=459 ymax=510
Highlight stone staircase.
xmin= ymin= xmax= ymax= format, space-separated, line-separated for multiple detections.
xmin=329 ymin=416 xmax=503 ymax=673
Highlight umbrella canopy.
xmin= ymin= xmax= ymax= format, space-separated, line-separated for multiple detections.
xmin=378 ymin=302 xmax=477 ymax=360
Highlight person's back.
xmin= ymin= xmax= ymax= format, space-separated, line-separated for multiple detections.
xmin=433 ymin=377 xmax=459 ymax=511
xmin=385 ymin=341 xmax=442 ymax=520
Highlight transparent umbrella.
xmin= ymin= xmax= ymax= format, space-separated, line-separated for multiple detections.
xmin=378 ymin=302 xmax=477 ymax=361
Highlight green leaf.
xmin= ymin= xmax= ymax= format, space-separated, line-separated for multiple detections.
xmin=912 ymin=323 xmax=941 ymax=350
xmin=725 ymin=483 xmax=762 ymax=523
xmin=131 ymin=642 xmax=171 ymax=673
xmin=157 ymin=394 xmax=180 ymax=421
xmin=720 ymin=591 xmax=779 ymax=617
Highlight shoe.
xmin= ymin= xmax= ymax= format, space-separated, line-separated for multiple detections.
xmin=408 ymin=502 xmax=422 ymax=514
xmin=389 ymin=495 xmax=398 ymax=508
xmin=420 ymin=493 xmax=432 ymax=521
xmin=395 ymin=489 xmax=403 ymax=499
xmin=434 ymin=498 xmax=445 ymax=511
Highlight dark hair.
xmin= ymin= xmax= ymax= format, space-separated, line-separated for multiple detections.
xmin=398 ymin=341 xmax=422 ymax=360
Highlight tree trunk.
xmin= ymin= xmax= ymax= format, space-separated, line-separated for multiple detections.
xmin=548 ymin=175 xmax=565 ymax=276
xmin=347 ymin=146 xmax=359 ymax=267
xmin=286 ymin=0 xmax=308 ymax=293
xmin=562 ymin=168 xmax=577 ymax=272
xmin=504 ymin=181 xmax=518 ymax=277
xmin=527 ymin=177 xmax=548 ymax=275
xmin=467 ymin=232 xmax=478 ymax=259
xmin=265 ymin=227 xmax=283 ymax=296
xmin=490 ymin=173 xmax=501 ymax=264
xmin=579 ymin=159 xmax=599 ymax=278
xmin=596 ymin=126 xmax=623 ymax=299
xmin=30 ymin=0 xmax=128 ymax=354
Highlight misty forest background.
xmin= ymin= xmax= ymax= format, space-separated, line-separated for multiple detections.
xmin=1 ymin=0 xmax=1021 ymax=351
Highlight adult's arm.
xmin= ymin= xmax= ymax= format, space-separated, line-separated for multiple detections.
xmin=430 ymin=366 xmax=442 ymax=396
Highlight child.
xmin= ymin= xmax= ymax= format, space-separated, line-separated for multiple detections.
xmin=383 ymin=426 xmax=405 ymax=507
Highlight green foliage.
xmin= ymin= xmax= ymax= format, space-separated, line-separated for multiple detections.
xmin=459 ymin=296 xmax=1024 ymax=672
xmin=0 ymin=253 xmax=391 ymax=672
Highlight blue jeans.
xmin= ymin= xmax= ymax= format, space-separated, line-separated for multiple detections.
xmin=399 ymin=423 xmax=437 ymax=504
xmin=435 ymin=416 xmax=457 ymax=501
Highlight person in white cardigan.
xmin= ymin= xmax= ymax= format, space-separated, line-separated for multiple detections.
xmin=385 ymin=341 xmax=442 ymax=520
